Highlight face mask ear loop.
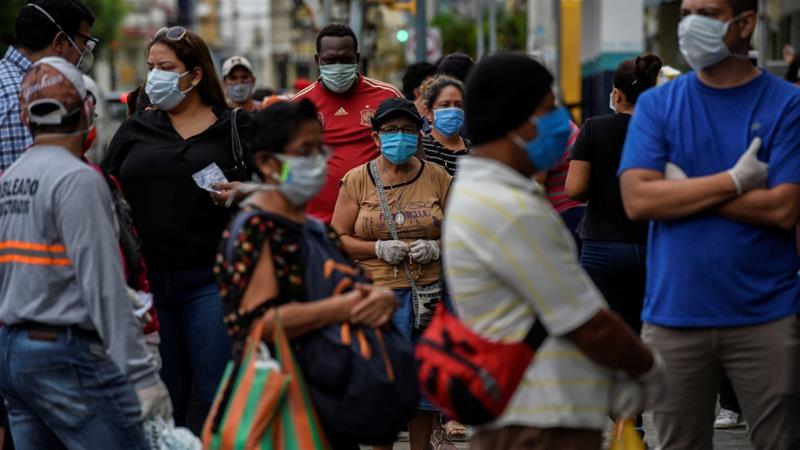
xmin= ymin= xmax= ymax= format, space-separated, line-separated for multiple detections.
xmin=510 ymin=132 xmax=527 ymax=150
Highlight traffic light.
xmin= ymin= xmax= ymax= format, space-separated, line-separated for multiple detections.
xmin=396 ymin=29 xmax=409 ymax=43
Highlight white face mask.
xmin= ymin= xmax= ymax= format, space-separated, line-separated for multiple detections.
xmin=226 ymin=154 xmax=328 ymax=207
xmin=609 ymin=91 xmax=616 ymax=112
xmin=678 ymin=14 xmax=745 ymax=70
xmin=145 ymin=69 xmax=194 ymax=111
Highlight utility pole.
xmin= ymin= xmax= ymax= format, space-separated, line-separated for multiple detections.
xmin=475 ymin=0 xmax=485 ymax=59
xmin=415 ymin=0 xmax=427 ymax=62
xmin=488 ymin=0 xmax=496 ymax=54
xmin=756 ymin=0 xmax=767 ymax=68
xmin=323 ymin=0 xmax=332 ymax=25
xmin=349 ymin=0 xmax=364 ymax=51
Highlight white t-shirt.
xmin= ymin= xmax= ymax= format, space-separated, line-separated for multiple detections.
xmin=443 ymin=156 xmax=612 ymax=431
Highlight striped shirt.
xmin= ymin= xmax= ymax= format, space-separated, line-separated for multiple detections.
xmin=421 ymin=133 xmax=470 ymax=176
xmin=443 ymin=156 xmax=612 ymax=430
xmin=0 ymin=46 xmax=32 ymax=171
xmin=544 ymin=122 xmax=584 ymax=213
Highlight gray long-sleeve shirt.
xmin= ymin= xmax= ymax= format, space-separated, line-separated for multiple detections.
xmin=0 ymin=144 xmax=158 ymax=390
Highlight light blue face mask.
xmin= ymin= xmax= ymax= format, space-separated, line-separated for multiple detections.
xmin=433 ymin=107 xmax=464 ymax=137
xmin=145 ymin=69 xmax=194 ymax=111
xmin=678 ymin=13 xmax=747 ymax=70
xmin=380 ymin=132 xmax=418 ymax=165
xmin=511 ymin=107 xmax=571 ymax=172
xmin=319 ymin=63 xmax=358 ymax=94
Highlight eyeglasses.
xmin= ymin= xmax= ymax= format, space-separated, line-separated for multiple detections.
xmin=379 ymin=126 xmax=419 ymax=135
xmin=76 ymin=32 xmax=99 ymax=51
xmin=152 ymin=26 xmax=188 ymax=43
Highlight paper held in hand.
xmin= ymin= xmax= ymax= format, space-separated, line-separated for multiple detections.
xmin=192 ymin=163 xmax=228 ymax=193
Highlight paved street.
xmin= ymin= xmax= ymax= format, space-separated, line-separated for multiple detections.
xmin=375 ymin=412 xmax=754 ymax=449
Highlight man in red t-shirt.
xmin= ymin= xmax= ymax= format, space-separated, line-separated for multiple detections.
xmin=293 ymin=24 xmax=401 ymax=223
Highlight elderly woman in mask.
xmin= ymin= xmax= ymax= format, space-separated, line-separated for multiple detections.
xmin=332 ymin=98 xmax=452 ymax=450
xmin=215 ymin=98 xmax=397 ymax=449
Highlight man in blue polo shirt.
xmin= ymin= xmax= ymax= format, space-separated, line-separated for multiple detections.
xmin=619 ymin=0 xmax=800 ymax=448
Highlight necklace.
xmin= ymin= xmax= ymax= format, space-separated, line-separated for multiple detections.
xmin=380 ymin=159 xmax=411 ymax=225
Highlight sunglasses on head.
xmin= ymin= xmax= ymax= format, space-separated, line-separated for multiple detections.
xmin=152 ymin=26 xmax=188 ymax=43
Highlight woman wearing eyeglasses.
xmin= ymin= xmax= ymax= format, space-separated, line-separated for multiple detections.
xmin=215 ymin=99 xmax=397 ymax=449
xmin=102 ymin=27 xmax=250 ymax=430
xmin=331 ymin=98 xmax=452 ymax=450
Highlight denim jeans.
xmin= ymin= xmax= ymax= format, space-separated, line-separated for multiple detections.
xmin=148 ymin=266 xmax=231 ymax=430
xmin=0 ymin=326 xmax=148 ymax=450
xmin=580 ymin=240 xmax=646 ymax=334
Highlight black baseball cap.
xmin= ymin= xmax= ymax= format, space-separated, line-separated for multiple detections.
xmin=371 ymin=97 xmax=423 ymax=131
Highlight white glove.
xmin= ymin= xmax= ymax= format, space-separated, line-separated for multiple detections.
xmin=639 ymin=348 xmax=667 ymax=410
xmin=137 ymin=380 xmax=173 ymax=421
xmin=664 ymin=162 xmax=688 ymax=180
xmin=375 ymin=239 xmax=409 ymax=265
xmin=144 ymin=332 xmax=162 ymax=372
xmin=610 ymin=373 xmax=645 ymax=419
xmin=727 ymin=137 xmax=768 ymax=195
xmin=409 ymin=240 xmax=440 ymax=264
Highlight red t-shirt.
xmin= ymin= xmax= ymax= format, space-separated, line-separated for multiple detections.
xmin=293 ymin=75 xmax=401 ymax=223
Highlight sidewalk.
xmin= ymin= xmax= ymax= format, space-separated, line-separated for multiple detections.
xmin=383 ymin=412 xmax=754 ymax=449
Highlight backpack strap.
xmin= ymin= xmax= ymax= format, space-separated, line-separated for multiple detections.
xmin=522 ymin=319 xmax=548 ymax=351
xmin=224 ymin=208 xmax=267 ymax=262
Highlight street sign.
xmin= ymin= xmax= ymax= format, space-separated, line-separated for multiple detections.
xmin=405 ymin=27 xmax=442 ymax=63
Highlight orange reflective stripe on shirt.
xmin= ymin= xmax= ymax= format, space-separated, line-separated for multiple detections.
xmin=0 ymin=241 xmax=71 ymax=266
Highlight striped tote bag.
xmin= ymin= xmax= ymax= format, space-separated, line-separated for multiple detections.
xmin=202 ymin=314 xmax=330 ymax=450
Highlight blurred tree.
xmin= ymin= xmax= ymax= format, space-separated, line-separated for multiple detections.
xmin=431 ymin=7 xmax=526 ymax=58
xmin=0 ymin=0 xmax=126 ymax=58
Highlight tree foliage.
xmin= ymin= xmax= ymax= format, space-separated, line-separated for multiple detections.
xmin=0 ymin=0 xmax=126 ymax=57
xmin=431 ymin=7 xmax=527 ymax=58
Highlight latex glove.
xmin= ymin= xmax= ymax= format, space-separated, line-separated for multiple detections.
xmin=639 ymin=348 xmax=668 ymax=410
xmin=409 ymin=239 xmax=440 ymax=264
xmin=144 ymin=332 xmax=162 ymax=372
xmin=664 ymin=162 xmax=688 ymax=180
xmin=609 ymin=373 xmax=645 ymax=418
xmin=375 ymin=239 xmax=409 ymax=265
xmin=137 ymin=380 xmax=173 ymax=421
xmin=727 ymin=137 xmax=768 ymax=195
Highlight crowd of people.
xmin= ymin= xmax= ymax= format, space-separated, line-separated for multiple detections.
xmin=0 ymin=0 xmax=799 ymax=449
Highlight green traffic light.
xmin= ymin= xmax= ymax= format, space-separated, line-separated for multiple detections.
xmin=396 ymin=29 xmax=409 ymax=43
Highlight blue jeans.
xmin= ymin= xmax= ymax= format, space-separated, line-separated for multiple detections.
xmin=148 ymin=266 xmax=231 ymax=429
xmin=580 ymin=240 xmax=646 ymax=334
xmin=0 ymin=326 xmax=148 ymax=450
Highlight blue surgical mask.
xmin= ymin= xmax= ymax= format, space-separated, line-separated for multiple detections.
xmin=380 ymin=132 xmax=418 ymax=165
xmin=227 ymin=82 xmax=254 ymax=104
xmin=319 ymin=63 xmax=358 ymax=94
xmin=145 ymin=69 xmax=194 ymax=111
xmin=511 ymin=107 xmax=571 ymax=172
xmin=433 ymin=107 xmax=464 ymax=137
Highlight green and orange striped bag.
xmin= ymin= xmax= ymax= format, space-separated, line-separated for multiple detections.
xmin=202 ymin=314 xmax=330 ymax=450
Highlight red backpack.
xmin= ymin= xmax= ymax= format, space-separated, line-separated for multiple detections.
xmin=414 ymin=304 xmax=548 ymax=425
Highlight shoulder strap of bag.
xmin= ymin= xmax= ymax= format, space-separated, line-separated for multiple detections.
xmin=230 ymin=108 xmax=246 ymax=180
xmin=368 ymin=160 xmax=419 ymax=295
xmin=523 ymin=318 xmax=548 ymax=351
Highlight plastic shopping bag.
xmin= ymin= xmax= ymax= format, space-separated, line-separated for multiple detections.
xmin=609 ymin=418 xmax=645 ymax=450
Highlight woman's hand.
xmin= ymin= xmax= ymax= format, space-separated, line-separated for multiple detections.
xmin=349 ymin=283 xmax=397 ymax=327
xmin=409 ymin=239 xmax=439 ymax=264
xmin=375 ymin=239 xmax=409 ymax=264
xmin=210 ymin=181 xmax=245 ymax=207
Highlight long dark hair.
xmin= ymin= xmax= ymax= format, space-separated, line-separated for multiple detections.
xmin=613 ymin=53 xmax=662 ymax=105
xmin=148 ymin=29 xmax=227 ymax=110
